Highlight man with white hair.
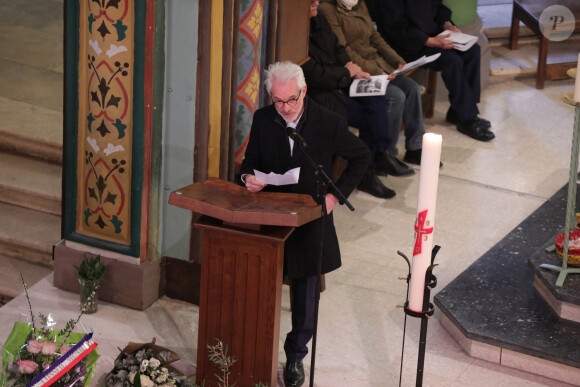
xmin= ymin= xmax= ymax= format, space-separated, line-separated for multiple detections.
xmin=240 ymin=61 xmax=370 ymax=386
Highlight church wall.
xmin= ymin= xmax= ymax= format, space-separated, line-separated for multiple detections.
xmin=159 ymin=0 xmax=199 ymax=261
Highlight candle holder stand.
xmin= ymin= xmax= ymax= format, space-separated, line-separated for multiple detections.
xmin=540 ymin=77 xmax=580 ymax=287
xmin=397 ymin=245 xmax=441 ymax=387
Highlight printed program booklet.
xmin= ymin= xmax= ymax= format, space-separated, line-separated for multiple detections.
xmin=349 ymin=53 xmax=440 ymax=97
xmin=438 ymin=30 xmax=478 ymax=51
xmin=391 ymin=53 xmax=441 ymax=76
xmin=349 ymin=75 xmax=389 ymax=97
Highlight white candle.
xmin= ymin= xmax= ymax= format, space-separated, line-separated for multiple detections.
xmin=574 ymin=53 xmax=580 ymax=103
xmin=408 ymin=133 xmax=442 ymax=312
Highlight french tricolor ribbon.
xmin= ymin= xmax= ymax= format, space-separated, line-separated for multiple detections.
xmin=27 ymin=333 xmax=97 ymax=387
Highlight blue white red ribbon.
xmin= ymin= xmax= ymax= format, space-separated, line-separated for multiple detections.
xmin=27 ymin=333 xmax=97 ymax=387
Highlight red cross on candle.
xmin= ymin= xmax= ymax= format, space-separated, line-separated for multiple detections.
xmin=413 ymin=209 xmax=433 ymax=256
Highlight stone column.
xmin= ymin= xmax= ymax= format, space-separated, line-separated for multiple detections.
xmin=55 ymin=0 xmax=161 ymax=310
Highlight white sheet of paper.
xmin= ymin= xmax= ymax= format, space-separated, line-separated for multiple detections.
xmin=254 ymin=167 xmax=300 ymax=186
xmin=391 ymin=53 xmax=441 ymax=76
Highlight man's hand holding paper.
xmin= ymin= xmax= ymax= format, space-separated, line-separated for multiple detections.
xmin=253 ymin=167 xmax=300 ymax=186
xmin=244 ymin=174 xmax=267 ymax=192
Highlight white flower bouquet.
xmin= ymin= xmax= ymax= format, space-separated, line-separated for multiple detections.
xmin=105 ymin=341 xmax=196 ymax=387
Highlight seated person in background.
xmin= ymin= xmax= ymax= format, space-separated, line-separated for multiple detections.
xmin=240 ymin=61 xmax=370 ymax=387
xmin=302 ymin=0 xmax=403 ymax=199
xmin=366 ymin=0 xmax=495 ymax=142
xmin=318 ymin=0 xmax=429 ymax=168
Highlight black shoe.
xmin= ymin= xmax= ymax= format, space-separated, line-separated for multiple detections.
xmin=375 ymin=151 xmax=414 ymax=177
xmin=457 ymin=119 xmax=495 ymax=142
xmin=447 ymin=108 xmax=491 ymax=129
xmin=403 ymin=149 xmax=443 ymax=168
xmin=445 ymin=107 xmax=459 ymax=125
xmin=357 ymin=169 xmax=396 ymax=199
xmin=403 ymin=149 xmax=421 ymax=165
xmin=284 ymin=361 xmax=305 ymax=387
xmin=475 ymin=116 xmax=491 ymax=127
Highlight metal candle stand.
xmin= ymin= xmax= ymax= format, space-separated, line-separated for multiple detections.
xmin=397 ymin=245 xmax=441 ymax=387
xmin=539 ymin=76 xmax=580 ymax=286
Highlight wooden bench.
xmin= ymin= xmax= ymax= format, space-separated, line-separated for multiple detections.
xmin=509 ymin=0 xmax=580 ymax=89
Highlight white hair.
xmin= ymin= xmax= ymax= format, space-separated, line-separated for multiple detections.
xmin=264 ymin=61 xmax=306 ymax=93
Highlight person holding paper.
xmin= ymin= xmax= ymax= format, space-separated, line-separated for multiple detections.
xmin=302 ymin=0 xmax=409 ymax=199
xmin=318 ymin=0 xmax=429 ymax=168
xmin=240 ymin=61 xmax=370 ymax=387
xmin=367 ymin=0 xmax=495 ymax=142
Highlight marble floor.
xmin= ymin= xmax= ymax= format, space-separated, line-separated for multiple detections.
xmin=1 ymin=77 xmax=579 ymax=387
xmin=1 ymin=1 xmax=580 ymax=386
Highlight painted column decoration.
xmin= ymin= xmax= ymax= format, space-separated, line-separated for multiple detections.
xmin=234 ymin=0 xmax=264 ymax=168
xmin=79 ymin=1 xmax=133 ymax=244
xmin=64 ymin=0 xmax=145 ymax=256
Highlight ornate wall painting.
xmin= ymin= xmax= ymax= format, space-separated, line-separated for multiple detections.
xmin=65 ymin=0 xmax=145 ymax=257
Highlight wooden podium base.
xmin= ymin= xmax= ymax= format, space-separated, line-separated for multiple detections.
xmin=194 ymin=216 xmax=293 ymax=386
xmin=168 ymin=179 xmax=321 ymax=386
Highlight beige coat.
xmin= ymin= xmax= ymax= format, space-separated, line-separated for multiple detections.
xmin=318 ymin=0 xmax=405 ymax=75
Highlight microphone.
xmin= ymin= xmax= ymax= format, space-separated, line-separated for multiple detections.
xmin=286 ymin=127 xmax=307 ymax=148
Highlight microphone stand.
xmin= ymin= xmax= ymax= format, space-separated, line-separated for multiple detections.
xmin=292 ymin=138 xmax=354 ymax=387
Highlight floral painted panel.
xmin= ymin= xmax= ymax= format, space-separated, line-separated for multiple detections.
xmin=76 ymin=0 xmax=135 ymax=245
xmin=234 ymin=0 xmax=264 ymax=168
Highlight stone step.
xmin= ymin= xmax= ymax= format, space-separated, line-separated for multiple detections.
xmin=0 ymin=153 xmax=62 ymax=215
xmin=0 ymin=202 xmax=60 ymax=267
xmin=0 ymin=254 xmax=52 ymax=300
xmin=0 ymin=96 xmax=62 ymax=164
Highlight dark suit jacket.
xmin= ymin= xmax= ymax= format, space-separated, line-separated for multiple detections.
xmin=367 ymin=0 xmax=452 ymax=60
xmin=302 ymin=13 xmax=352 ymax=118
xmin=240 ymin=98 xmax=370 ymax=279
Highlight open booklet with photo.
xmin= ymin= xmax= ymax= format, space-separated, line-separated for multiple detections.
xmin=438 ymin=30 xmax=478 ymax=51
xmin=349 ymin=53 xmax=441 ymax=97
xmin=349 ymin=75 xmax=389 ymax=97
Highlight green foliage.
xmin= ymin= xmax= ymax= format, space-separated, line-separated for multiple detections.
xmin=73 ymin=254 xmax=106 ymax=282
xmin=134 ymin=371 xmax=142 ymax=387
xmin=207 ymin=339 xmax=237 ymax=387
xmin=191 ymin=338 xmax=269 ymax=387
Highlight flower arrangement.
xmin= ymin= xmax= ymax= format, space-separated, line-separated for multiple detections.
xmin=74 ymin=254 xmax=106 ymax=314
xmin=0 ymin=275 xmax=99 ymax=386
xmin=105 ymin=341 xmax=196 ymax=387
xmin=106 ymin=339 xmax=270 ymax=387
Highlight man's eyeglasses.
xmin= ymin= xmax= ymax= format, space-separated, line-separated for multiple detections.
xmin=272 ymin=90 xmax=302 ymax=108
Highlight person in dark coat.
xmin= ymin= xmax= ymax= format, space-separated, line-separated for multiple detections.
xmin=240 ymin=61 xmax=370 ymax=387
xmin=302 ymin=0 xmax=414 ymax=199
xmin=366 ymin=0 xmax=495 ymax=142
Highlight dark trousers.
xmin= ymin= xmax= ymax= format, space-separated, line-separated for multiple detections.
xmin=284 ymin=275 xmax=318 ymax=363
xmin=345 ymin=94 xmax=391 ymax=156
xmin=424 ymin=43 xmax=481 ymax=122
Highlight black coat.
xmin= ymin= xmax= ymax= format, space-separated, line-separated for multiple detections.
xmin=240 ymin=98 xmax=370 ymax=279
xmin=367 ymin=0 xmax=452 ymax=60
xmin=301 ymin=13 xmax=352 ymax=119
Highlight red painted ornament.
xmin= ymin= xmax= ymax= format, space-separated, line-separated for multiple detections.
xmin=413 ymin=209 xmax=433 ymax=256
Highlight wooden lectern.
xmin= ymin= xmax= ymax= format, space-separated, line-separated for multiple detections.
xmin=168 ymin=178 xmax=321 ymax=386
